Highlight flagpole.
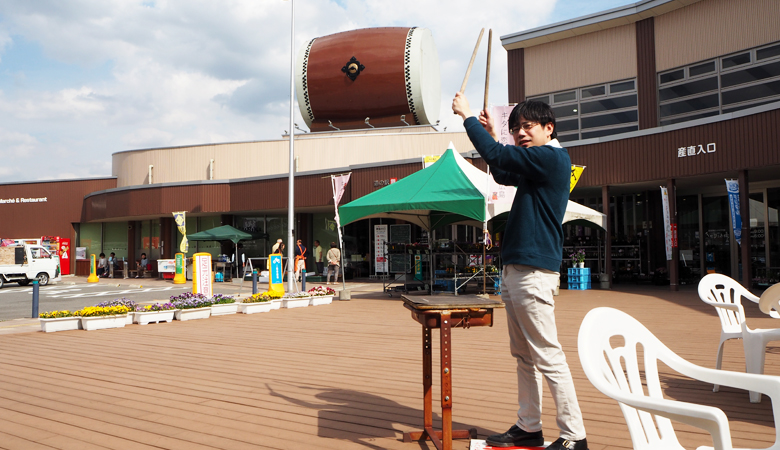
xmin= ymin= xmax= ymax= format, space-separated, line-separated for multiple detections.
xmin=286 ymin=0 xmax=296 ymax=292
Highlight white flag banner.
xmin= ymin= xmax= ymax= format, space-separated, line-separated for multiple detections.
xmin=487 ymin=176 xmax=517 ymax=204
xmin=491 ymin=105 xmax=516 ymax=146
xmin=333 ymin=173 xmax=351 ymax=206
xmin=661 ymin=186 xmax=672 ymax=261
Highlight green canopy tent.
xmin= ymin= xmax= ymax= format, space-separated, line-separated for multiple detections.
xmin=339 ymin=144 xmax=490 ymax=231
xmin=187 ymin=225 xmax=255 ymax=277
xmin=339 ymin=143 xmax=491 ymax=292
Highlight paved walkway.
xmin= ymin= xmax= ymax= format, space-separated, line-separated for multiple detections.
xmin=0 ymin=280 xmax=777 ymax=449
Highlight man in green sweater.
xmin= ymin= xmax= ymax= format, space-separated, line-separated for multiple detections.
xmin=453 ymin=92 xmax=587 ymax=450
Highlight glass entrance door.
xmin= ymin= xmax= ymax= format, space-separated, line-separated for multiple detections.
xmin=703 ymin=196 xmax=732 ymax=277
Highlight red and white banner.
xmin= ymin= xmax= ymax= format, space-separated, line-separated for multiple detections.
xmin=332 ymin=173 xmax=351 ymax=206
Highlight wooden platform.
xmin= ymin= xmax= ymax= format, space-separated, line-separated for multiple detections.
xmin=0 ymin=285 xmax=777 ymax=449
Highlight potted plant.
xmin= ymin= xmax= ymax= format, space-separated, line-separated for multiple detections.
xmin=76 ymin=305 xmax=131 ymax=331
xmin=238 ymin=293 xmax=274 ymax=314
xmin=210 ymin=294 xmax=238 ymax=316
xmin=258 ymin=290 xmax=284 ymax=310
xmin=96 ymin=298 xmax=139 ymax=324
xmin=307 ymin=286 xmax=336 ymax=306
xmin=39 ymin=310 xmax=81 ymax=332
xmin=170 ymin=293 xmax=213 ymax=321
xmin=570 ymin=249 xmax=586 ymax=268
xmin=282 ymin=291 xmax=311 ymax=309
xmin=134 ymin=302 xmax=177 ymax=325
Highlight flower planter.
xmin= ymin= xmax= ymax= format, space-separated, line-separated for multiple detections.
xmin=81 ymin=315 xmax=128 ymax=331
xmin=134 ymin=310 xmax=176 ymax=325
xmin=282 ymin=298 xmax=310 ymax=309
xmin=174 ymin=307 xmax=211 ymax=321
xmin=269 ymin=299 xmax=282 ymax=310
xmin=238 ymin=302 xmax=273 ymax=314
xmin=125 ymin=312 xmax=135 ymax=325
xmin=39 ymin=316 xmax=81 ymax=333
xmin=309 ymin=295 xmax=334 ymax=306
xmin=211 ymin=303 xmax=238 ymax=316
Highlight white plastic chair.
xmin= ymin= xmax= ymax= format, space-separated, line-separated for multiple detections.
xmin=758 ymin=283 xmax=780 ymax=319
xmin=698 ymin=273 xmax=780 ymax=402
xmin=578 ymin=307 xmax=780 ymax=450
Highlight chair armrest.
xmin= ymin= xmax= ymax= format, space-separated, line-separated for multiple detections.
xmin=610 ymin=391 xmax=732 ymax=450
xmin=699 ymin=299 xmax=741 ymax=312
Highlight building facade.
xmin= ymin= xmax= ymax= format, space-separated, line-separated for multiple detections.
xmin=502 ymin=0 xmax=780 ymax=288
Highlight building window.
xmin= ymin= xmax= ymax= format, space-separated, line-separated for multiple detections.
xmin=528 ymin=79 xmax=638 ymax=143
xmin=658 ymin=41 xmax=780 ymax=126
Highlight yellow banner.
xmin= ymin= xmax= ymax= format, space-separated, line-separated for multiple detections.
xmin=173 ymin=211 xmax=188 ymax=253
xmin=570 ymin=165 xmax=585 ymax=193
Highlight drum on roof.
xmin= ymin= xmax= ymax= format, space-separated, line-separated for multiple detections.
xmin=296 ymin=27 xmax=441 ymax=132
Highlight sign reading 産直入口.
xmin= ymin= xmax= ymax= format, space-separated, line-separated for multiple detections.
xmin=677 ymin=143 xmax=716 ymax=158
xmin=0 ymin=197 xmax=48 ymax=204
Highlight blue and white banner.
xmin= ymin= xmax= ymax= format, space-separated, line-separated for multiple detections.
xmin=725 ymin=179 xmax=742 ymax=246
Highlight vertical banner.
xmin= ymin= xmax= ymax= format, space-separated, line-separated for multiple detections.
xmin=59 ymin=238 xmax=71 ymax=275
xmin=570 ymin=165 xmax=585 ymax=193
xmin=173 ymin=253 xmax=186 ymax=284
xmin=193 ymin=253 xmax=212 ymax=298
xmin=491 ymin=105 xmax=516 ymax=146
xmin=725 ymin=179 xmax=742 ymax=246
xmin=172 ymin=211 xmax=188 ymax=253
xmin=268 ymin=254 xmax=284 ymax=295
xmin=374 ymin=224 xmax=388 ymax=274
xmin=332 ymin=173 xmax=352 ymax=284
xmin=661 ymin=186 xmax=672 ymax=260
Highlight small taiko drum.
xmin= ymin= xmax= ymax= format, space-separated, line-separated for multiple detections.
xmin=296 ymin=27 xmax=441 ymax=132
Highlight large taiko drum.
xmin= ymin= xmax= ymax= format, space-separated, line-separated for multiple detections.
xmin=296 ymin=27 xmax=441 ymax=132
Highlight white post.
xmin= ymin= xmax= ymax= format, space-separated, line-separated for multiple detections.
xmin=286 ymin=0 xmax=296 ymax=292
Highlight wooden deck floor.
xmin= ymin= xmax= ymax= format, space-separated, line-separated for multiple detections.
xmin=0 ymin=284 xmax=777 ymax=450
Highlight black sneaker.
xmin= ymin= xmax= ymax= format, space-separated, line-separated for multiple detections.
xmin=485 ymin=424 xmax=544 ymax=448
xmin=545 ymin=437 xmax=588 ymax=450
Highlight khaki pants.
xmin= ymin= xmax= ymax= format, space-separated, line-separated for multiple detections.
xmin=326 ymin=264 xmax=340 ymax=283
xmin=502 ymin=264 xmax=586 ymax=441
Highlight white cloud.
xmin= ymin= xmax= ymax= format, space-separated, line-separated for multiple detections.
xmin=0 ymin=0 xmax=610 ymax=183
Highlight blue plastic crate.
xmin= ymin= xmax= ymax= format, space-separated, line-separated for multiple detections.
xmin=567 ymin=267 xmax=591 ymax=276
xmin=568 ymin=281 xmax=591 ymax=290
xmin=568 ymin=275 xmax=590 ymax=284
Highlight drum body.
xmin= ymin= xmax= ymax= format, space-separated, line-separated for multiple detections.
xmin=296 ymin=27 xmax=440 ymax=132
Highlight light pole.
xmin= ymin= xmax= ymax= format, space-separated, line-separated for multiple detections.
xmin=286 ymin=0 xmax=296 ymax=291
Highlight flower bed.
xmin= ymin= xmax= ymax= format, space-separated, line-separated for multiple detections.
xmin=134 ymin=302 xmax=176 ymax=325
xmin=211 ymin=294 xmax=238 ymax=316
xmin=170 ymin=294 xmax=213 ymax=321
xmin=97 ymin=298 xmax=139 ymax=324
xmin=282 ymin=292 xmax=311 ymax=309
xmin=39 ymin=310 xmax=81 ymax=332
xmin=238 ymin=293 xmax=274 ymax=314
xmin=307 ymin=286 xmax=335 ymax=306
xmin=76 ymin=305 xmax=131 ymax=331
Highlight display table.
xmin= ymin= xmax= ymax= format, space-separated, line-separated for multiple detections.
xmin=401 ymin=294 xmax=504 ymax=450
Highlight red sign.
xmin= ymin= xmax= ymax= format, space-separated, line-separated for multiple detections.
xmin=671 ymin=224 xmax=678 ymax=248
xmin=59 ymin=238 xmax=71 ymax=275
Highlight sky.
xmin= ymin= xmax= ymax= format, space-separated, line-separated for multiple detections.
xmin=0 ymin=0 xmax=636 ymax=183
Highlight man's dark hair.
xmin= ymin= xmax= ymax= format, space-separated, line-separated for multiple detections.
xmin=508 ymin=100 xmax=557 ymax=139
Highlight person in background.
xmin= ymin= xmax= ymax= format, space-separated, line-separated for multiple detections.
xmin=326 ymin=242 xmax=341 ymax=285
xmin=97 ymin=252 xmax=108 ymax=278
xmin=313 ymin=240 xmax=324 ymax=276
xmin=108 ymin=252 xmax=118 ymax=277
xmin=136 ymin=252 xmax=148 ymax=278
xmin=294 ymin=239 xmax=307 ymax=282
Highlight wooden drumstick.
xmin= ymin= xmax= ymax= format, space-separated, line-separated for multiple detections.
xmin=459 ymin=28 xmax=485 ymax=93
xmin=483 ymin=29 xmax=492 ymax=111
